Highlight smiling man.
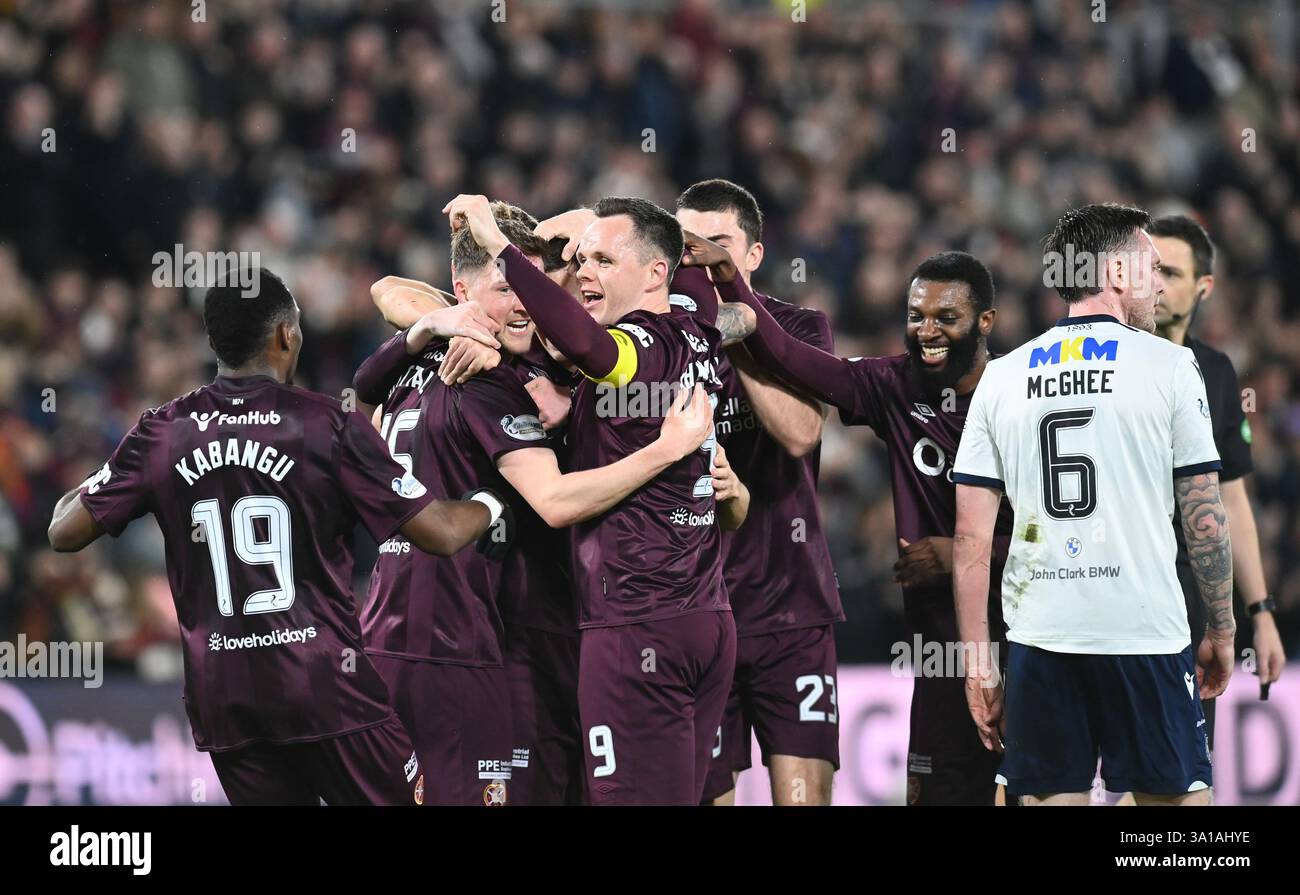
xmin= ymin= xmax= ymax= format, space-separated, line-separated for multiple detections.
xmin=694 ymin=246 xmax=1015 ymax=805
xmin=351 ymin=211 xmax=716 ymax=805
xmin=441 ymin=192 xmax=742 ymax=805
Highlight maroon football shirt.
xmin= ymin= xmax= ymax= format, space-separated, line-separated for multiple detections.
xmin=79 ymin=374 xmax=434 ymax=751
xmin=564 ymin=303 xmax=730 ymax=628
xmin=357 ymin=335 xmax=554 ymax=663
xmin=715 ymin=292 xmax=844 ymax=636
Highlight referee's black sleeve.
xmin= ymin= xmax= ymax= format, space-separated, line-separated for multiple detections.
xmin=1207 ymin=347 xmax=1254 ymax=482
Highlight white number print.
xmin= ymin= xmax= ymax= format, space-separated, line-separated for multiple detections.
xmin=381 ymin=408 xmax=422 ymax=476
xmin=589 ymin=724 xmax=617 ymax=778
xmin=693 ymin=391 xmax=720 ymax=498
xmin=191 ymin=495 xmax=295 ymax=617
xmin=796 ymin=673 xmax=838 ymax=723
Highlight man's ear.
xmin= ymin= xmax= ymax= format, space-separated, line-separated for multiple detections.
xmin=979 ymin=307 xmax=997 ymax=336
xmin=276 ymin=320 xmax=293 ymax=352
xmin=647 ymin=257 xmax=670 ymax=291
xmin=1197 ymin=274 xmax=1215 ymax=302
xmin=452 ymin=277 xmax=471 ymax=304
xmin=746 ymin=240 xmax=765 ymax=275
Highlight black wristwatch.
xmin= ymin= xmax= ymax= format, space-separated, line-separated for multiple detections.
xmin=1247 ymin=597 xmax=1277 ymax=618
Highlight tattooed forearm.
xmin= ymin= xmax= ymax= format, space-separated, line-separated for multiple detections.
xmin=1174 ymin=472 xmax=1234 ymax=634
xmin=716 ymin=302 xmax=757 ymax=347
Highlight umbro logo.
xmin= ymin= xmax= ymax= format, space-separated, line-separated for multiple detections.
xmin=910 ymin=403 xmax=936 ymax=424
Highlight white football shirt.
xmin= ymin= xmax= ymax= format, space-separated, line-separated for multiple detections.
xmin=954 ymin=314 xmax=1221 ymax=654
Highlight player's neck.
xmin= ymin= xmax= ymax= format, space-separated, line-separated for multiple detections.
xmin=635 ymin=289 xmax=671 ymax=316
xmin=217 ymin=361 xmax=286 ymax=383
xmin=1066 ymin=294 xmax=1125 ymax=325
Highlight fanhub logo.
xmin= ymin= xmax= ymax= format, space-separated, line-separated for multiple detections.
xmin=189 ymin=410 xmax=281 ymax=432
xmin=207 ymin=626 xmax=317 ymax=652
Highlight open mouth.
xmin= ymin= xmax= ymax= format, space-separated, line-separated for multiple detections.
xmin=920 ymin=344 xmax=949 ymax=365
xmin=581 ymin=290 xmax=604 ymax=311
xmin=504 ymin=318 xmax=532 ymax=335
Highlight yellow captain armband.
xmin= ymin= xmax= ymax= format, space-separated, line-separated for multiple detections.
xmin=584 ymin=327 xmax=639 ymax=387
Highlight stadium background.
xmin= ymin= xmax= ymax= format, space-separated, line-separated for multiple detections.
xmin=0 ymin=0 xmax=1297 ymax=804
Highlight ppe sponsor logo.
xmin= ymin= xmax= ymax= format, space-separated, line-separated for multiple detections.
xmin=206 ymin=626 xmax=318 ymax=652
xmin=404 ymin=751 xmax=419 ymax=783
xmin=477 ymin=758 xmax=512 ymax=780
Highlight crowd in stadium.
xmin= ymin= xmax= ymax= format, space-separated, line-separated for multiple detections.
xmin=1 ymin=0 xmax=1298 ymax=677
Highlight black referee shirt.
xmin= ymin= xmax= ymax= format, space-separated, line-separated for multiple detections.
xmin=1176 ymin=336 xmax=1254 ymax=645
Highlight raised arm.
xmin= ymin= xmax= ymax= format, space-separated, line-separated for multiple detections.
xmin=684 ymin=244 xmax=860 ymax=415
xmin=444 ymin=195 xmax=625 ymax=381
xmin=371 ymin=277 xmax=455 ymax=330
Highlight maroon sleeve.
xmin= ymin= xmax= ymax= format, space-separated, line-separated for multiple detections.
xmin=337 ymin=410 xmax=435 ymax=543
xmin=498 ymin=244 xmax=620 ymax=379
xmin=458 ymin=373 xmax=552 ymax=462
xmin=669 ymin=266 xmax=719 ymax=325
xmin=79 ymin=416 xmax=155 ymax=536
xmin=767 ymin=299 xmax=834 ymax=354
xmin=716 ymin=275 xmax=860 ymax=413
xmin=353 ymin=330 xmax=411 ymax=406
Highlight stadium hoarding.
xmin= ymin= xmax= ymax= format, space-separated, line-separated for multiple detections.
xmin=1 ymin=670 xmax=1294 ymax=806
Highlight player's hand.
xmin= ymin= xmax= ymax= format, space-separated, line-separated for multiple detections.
xmin=893 ymin=537 xmax=954 ymax=589
xmin=680 ymin=230 xmax=738 ymax=283
xmin=462 ymin=488 xmax=515 ymax=561
xmin=524 ymin=377 xmax=572 ymax=430
xmin=440 ymin=335 xmax=501 ymax=385
xmin=1252 ymin=612 xmax=1286 ymax=695
xmin=712 ymin=443 xmax=743 ymax=502
xmin=656 ymin=384 xmax=713 ymax=460
xmin=535 ymin=208 xmax=597 ymax=262
xmin=409 ymin=304 xmax=500 ymax=354
xmin=964 ymin=659 xmax=1005 ymax=753
xmin=441 ymin=194 xmax=509 ymax=256
xmin=1196 ymin=628 xmax=1235 ymax=700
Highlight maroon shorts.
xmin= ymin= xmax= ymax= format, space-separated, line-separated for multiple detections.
xmin=905 ymin=670 xmax=1000 ymax=806
xmin=578 ymin=610 xmax=736 ymax=806
xmin=210 ymin=715 xmax=424 ymax=806
xmin=701 ymin=624 xmax=840 ymax=802
xmin=370 ymin=654 xmax=514 ymax=807
xmin=503 ymin=624 xmax=584 ymax=806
